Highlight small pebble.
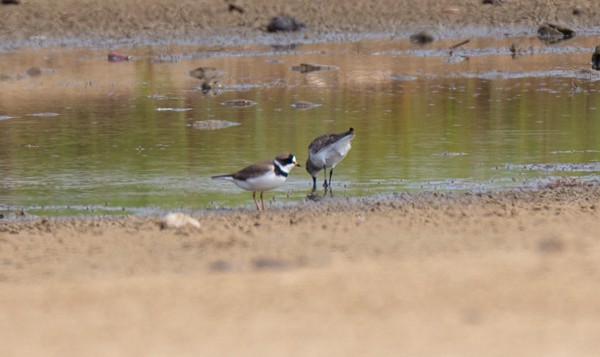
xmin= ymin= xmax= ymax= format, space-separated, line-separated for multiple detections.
xmin=161 ymin=213 xmax=201 ymax=229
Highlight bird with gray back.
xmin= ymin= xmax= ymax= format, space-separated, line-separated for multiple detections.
xmin=306 ymin=128 xmax=355 ymax=193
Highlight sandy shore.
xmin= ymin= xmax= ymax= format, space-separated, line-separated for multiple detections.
xmin=3 ymin=0 xmax=600 ymax=355
xmin=2 ymin=184 xmax=600 ymax=355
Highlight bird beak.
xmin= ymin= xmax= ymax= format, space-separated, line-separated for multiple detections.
xmin=295 ymin=162 xmax=301 ymax=167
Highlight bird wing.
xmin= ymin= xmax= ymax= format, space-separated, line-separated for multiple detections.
xmin=308 ymin=133 xmax=343 ymax=154
xmin=309 ymin=129 xmax=354 ymax=155
xmin=231 ymin=160 xmax=273 ymax=180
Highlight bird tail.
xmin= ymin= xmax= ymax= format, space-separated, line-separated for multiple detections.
xmin=211 ymin=174 xmax=233 ymax=180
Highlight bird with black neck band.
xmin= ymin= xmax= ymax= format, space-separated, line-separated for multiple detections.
xmin=212 ymin=152 xmax=301 ymax=211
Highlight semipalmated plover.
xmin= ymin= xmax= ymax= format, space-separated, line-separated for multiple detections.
xmin=306 ymin=127 xmax=355 ymax=192
xmin=212 ymin=152 xmax=300 ymax=211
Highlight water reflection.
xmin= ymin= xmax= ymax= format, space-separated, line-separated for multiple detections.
xmin=1 ymin=37 xmax=600 ymax=213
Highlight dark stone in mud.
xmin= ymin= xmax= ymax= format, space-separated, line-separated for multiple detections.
xmin=537 ymin=237 xmax=564 ymax=253
xmin=189 ymin=67 xmax=224 ymax=93
xmin=208 ymin=260 xmax=233 ymax=272
xmin=266 ymin=16 xmax=306 ymax=33
xmin=482 ymin=0 xmax=503 ymax=4
xmin=189 ymin=67 xmax=222 ymax=81
xmin=227 ymin=3 xmax=244 ymax=14
xmin=1 ymin=0 xmax=20 ymax=5
xmin=200 ymin=81 xmax=216 ymax=93
xmin=291 ymin=63 xmax=340 ymax=73
xmin=26 ymin=67 xmax=42 ymax=77
xmin=271 ymin=43 xmax=300 ymax=51
xmin=107 ymin=51 xmax=132 ymax=62
xmin=221 ymin=99 xmax=256 ymax=107
xmin=409 ymin=31 xmax=434 ymax=45
xmin=537 ymin=23 xmax=575 ymax=44
xmin=509 ymin=43 xmax=520 ymax=55
xmin=592 ymin=46 xmax=600 ymax=71
xmin=252 ymin=257 xmax=289 ymax=270
xmin=509 ymin=43 xmax=531 ymax=59
xmin=572 ymin=6 xmax=584 ymax=16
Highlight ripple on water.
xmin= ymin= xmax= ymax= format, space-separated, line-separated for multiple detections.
xmin=26 ymin=112 xmax=59 ymax=117
xmin=156 ymin=107 xmax=192 ymax=112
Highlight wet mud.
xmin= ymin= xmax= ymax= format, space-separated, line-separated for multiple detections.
xmin=2 ymin=0 xmax=600 ymax=48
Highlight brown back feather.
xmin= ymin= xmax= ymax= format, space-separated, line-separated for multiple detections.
xmin=231 ymin=160 xmax=273 ymax=180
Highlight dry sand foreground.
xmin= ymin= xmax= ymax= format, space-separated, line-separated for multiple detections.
xmin=2 ymin=185 xmax=600 ymax=355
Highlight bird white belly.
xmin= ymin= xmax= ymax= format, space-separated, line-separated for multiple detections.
xmin=313 ymin=137 xmax=352 ymax=168
xmin=233 ymin=172 xmax=286 ymax=192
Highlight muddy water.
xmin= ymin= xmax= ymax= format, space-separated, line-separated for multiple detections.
xmin=1 ymin=37 xmax=600 ymax=214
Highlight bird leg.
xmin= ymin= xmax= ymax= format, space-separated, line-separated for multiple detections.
xmin=260 ymin=191 xmax=265 ymax=211
xmin=322 ymin=165 xmax=328 ymax=188
xmin=252 ymin=192 xmax=261 ymax=211
xmin=325 ymin=168 xmax=335 ymax=196
xmin=311 ymin=176 xmax=317 ymax=193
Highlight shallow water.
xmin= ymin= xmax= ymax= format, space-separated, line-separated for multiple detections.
xmin=2 ymin=36 xmax=600 ymax=214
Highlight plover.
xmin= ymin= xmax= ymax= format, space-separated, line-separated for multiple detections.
xmin=306 ymin=127 xmax=355 ymax=192
xmin=212 ymin=152 xmax=300 ymax=211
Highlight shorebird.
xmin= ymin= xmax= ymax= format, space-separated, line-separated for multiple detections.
xmin=212 ymin=153 xmax=300 ymax=211
xmin=305 ymin=127 xmax=355 ymax=192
